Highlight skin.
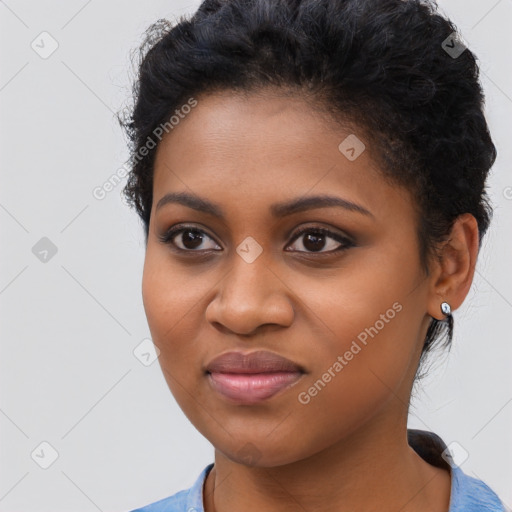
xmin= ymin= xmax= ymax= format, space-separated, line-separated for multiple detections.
xmin=141 ymin=89 xmax=479 ymax=512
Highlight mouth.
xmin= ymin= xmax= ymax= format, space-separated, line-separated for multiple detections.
xmin=205 ymin=350 xmax=305 ymax=404
xmin=207 ymin=371 xmax=304 ymax=404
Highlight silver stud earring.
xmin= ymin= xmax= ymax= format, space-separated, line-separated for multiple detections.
xmin=440 ymin=302 xmax=451 ymax=316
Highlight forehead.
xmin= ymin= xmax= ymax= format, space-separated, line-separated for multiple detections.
xmin=152 ymin=90 xmax=412 ymax=221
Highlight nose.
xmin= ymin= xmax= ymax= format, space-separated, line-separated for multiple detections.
xmin=205 ymin=254 xmax=295 ymax=336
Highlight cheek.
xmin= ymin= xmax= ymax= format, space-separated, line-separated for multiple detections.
xmin=316 ymin=237 xmax=423 ymax=352
xmin=295 ymin=284 xmax=412 ymax=408
xmin=141 ymin=247 xmax=230 ymax=428
xmin=142 ymin=246 xmax=203 ymax=330
xmin=260 ymin=301 xmax=418 ymax=466
xmin=296 ymin=250 xmax=417 ymax=360
xmin=286 ymin=254 xmax=422 ymax=435
xmin=141 ymin=250 xmax=206 ymax=373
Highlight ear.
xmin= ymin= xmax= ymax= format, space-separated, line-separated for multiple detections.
xmin=426 ymin=213 xmax=480 ymax=320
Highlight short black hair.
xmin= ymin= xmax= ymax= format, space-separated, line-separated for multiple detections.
xmin=119 ymin=0 xmax=497 ymax=379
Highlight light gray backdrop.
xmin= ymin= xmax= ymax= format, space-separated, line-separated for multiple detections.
xmin=1 ymin=1 xmax=511 ymax=511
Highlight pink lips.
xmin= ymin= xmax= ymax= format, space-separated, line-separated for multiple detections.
xmin=205 ymin=350 xmax=305 ymax=404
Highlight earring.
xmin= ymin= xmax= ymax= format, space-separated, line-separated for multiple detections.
xmin=440 ymin=302 xmax=451 ymax=316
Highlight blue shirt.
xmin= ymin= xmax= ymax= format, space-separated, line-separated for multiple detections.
xmin=130 ymin=430 xmax=507 ymax=511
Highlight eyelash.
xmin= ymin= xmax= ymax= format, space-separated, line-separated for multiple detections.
xmin=158 ymin=224 xmax=355 ymax=256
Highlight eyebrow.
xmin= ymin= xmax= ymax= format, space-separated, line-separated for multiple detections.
xmin=155 ymin=191 xmax=374 ymax=219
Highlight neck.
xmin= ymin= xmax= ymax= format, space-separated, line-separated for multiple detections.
xmin=203 ymin=419 xmax=451 ymax=512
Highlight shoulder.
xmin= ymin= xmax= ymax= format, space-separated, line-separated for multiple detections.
xmin=450 ymin=465 xmax=508 ymax=512
xmin=407 ymin=429 xmax=507 ymax=512
xmin=129 ymin=488 xmax=189 ymax=512
xmin=128 ymin=463 xmax=214 ymax=512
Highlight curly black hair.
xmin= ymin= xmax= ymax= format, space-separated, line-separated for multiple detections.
xmin=119 ymin=0 xmax=497 ymax=380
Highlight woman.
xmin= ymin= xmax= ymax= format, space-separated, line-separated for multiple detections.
xmin=121 ymin=0 xmax=506 ymax=510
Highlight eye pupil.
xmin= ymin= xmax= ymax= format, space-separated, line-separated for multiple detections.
xmin=182 ymin=230 xmax=204 ymax=249
xmin=303 ymin=232 xmax=326 ymax=252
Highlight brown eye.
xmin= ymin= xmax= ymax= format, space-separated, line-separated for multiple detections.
xmin=177 ymin=229 xmax=207 ymax=250
xmin=287 ymin=227 xmax=353 ymax=254
xmin=159 ymin=226 xmax=221 ymax=252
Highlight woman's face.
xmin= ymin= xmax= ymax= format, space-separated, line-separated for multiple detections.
xmin=142 ymin=90 xmax=434 ymax=466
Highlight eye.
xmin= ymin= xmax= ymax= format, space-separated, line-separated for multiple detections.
xmin=159 ymin=224 xmax=354 ymax=255
xmin=158 ymin=225 xmax=222 ymax=252
xmin=286 ymin=226 xmax=354 ymax=254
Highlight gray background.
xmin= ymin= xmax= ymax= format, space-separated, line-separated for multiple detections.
xmin=1 ymin=1 xmax=511 ymax=510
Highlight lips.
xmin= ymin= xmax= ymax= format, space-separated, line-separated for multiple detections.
xmin=205 ymin=350 xmax=305 ymax=404
xmin=205 ymin=350 xmax=304 ymax=374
